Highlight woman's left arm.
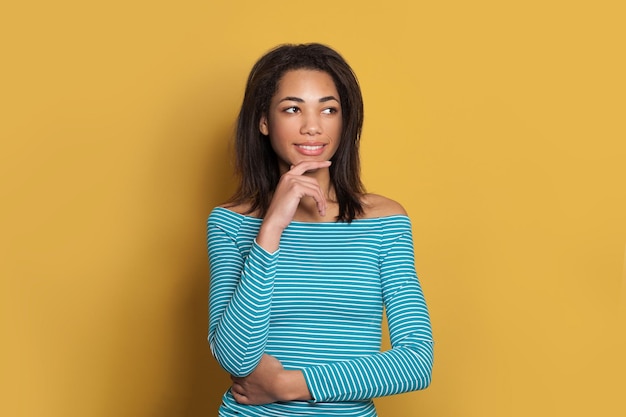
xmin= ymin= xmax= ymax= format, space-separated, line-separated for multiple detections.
xmin=300 ymin=222 xmax=434 ymax=402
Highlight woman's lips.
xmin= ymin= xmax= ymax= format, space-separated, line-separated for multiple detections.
xmin=295 ymin=143 xmax=326 ymax=156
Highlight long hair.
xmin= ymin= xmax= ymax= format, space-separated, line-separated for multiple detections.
xmin=228 ymin=43 xmax=365 ymax=222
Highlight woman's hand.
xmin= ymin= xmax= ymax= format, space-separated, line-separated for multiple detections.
xmin=256 ymin=160 xmax=331 ymax=252
xmin=230 ymin=354 xmax=311 ymax=405
xmin=230 ymin=354 xmax=284 ymax=405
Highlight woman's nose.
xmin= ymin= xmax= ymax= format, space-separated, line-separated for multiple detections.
xmin=300 ymin=114 xmax=322 ymax=135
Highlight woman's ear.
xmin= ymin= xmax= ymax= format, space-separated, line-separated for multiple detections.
xmin=259 ymin=114 xmax=269 ymax=136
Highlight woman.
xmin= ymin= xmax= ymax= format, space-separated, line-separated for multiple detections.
xmin=208 ymin=43 xmax=433 ymax=416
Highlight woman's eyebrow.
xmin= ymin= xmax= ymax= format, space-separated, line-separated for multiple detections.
xmin=278 ymin=96 xmax=339 ymax=103
xmin=279 ymin=96 xmax=304 ymax=103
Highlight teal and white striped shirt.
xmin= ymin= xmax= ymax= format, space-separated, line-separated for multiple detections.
xmin=208 ymin=207 xmax=433 ymax=416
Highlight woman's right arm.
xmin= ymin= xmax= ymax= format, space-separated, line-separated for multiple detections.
xmin=209 ymin=161 xmax=330 ymax=378
xmin=208 ymin=214 xmax=279 ymax=377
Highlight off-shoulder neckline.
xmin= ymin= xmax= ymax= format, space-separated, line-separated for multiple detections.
xmin=212 ymin=206 xmax=409 ymax=224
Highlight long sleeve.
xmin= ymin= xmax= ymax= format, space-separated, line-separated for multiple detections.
xmin=207 ymin=210 xmax=278 ymax=377
xmin=301 ymin=222 xmax=434 ymax=402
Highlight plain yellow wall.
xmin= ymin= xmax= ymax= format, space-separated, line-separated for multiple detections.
xmin=1 ymin=1 xmax=625 ymax=416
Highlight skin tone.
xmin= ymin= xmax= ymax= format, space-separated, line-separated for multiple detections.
xmin=228 ymin=69 xmax=407 ymax=405
xmin=256 ymin=69 xmax=343 ymax=252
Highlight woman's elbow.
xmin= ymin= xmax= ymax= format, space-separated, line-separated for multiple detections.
xmin=411 ymin=341 xmax=434 ymax=390
xmin=209 ymin=338 xmax=260 ymax=377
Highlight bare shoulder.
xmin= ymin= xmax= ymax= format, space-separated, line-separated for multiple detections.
xmin=219 ymin=202 xmax=258 ymax=217
xmin=360 ymin=193 xmax=408 ymax=219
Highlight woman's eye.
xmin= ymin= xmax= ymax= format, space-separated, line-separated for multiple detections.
xmin=284 ymin=106 xmax=299 ymax=114
xmin=322 ymin=107 xmax=338 ymax=115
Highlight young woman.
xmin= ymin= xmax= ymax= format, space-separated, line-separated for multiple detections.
xmin=208 ymin=43 xmax=433 ymax=417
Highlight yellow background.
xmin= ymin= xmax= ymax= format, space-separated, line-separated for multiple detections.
xmin=1 ymin=1 xmax=625 ymax=416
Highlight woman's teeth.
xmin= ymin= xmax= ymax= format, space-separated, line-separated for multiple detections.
xmin=298 ymin=145 xmax=323 ymax=150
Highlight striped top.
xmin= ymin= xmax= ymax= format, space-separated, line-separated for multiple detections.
xmin=208 ymin=207 xmax=433 ymax=417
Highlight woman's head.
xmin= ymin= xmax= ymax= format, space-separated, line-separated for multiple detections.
xmin=259 ymin=68 xmax=343 ymax=172
xmin=232 ymin=43 xmax=365 ymax=221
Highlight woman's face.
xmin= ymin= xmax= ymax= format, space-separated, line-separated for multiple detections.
xmin=260 ymin=69 xmax=342 ymax=173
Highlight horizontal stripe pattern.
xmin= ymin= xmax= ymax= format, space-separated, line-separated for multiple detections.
xmin=208 ymin=207 xmax=433 ymax=416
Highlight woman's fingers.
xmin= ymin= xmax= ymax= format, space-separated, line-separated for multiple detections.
xmin=283 ymin=162 xmax=330 ymax=215
xmin=231 ymin=380 xmax=249 ymax=403
xmin=286 ymin=179 xmax=326 ymax=216
xmin=231 ymin=385 xmax=249 ymax=404
xmin=288 ymin=160 xmax=331 ymax=176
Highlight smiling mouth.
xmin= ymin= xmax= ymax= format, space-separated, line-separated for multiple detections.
xmin=297 ymin=144 xmax=325 ymax=151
